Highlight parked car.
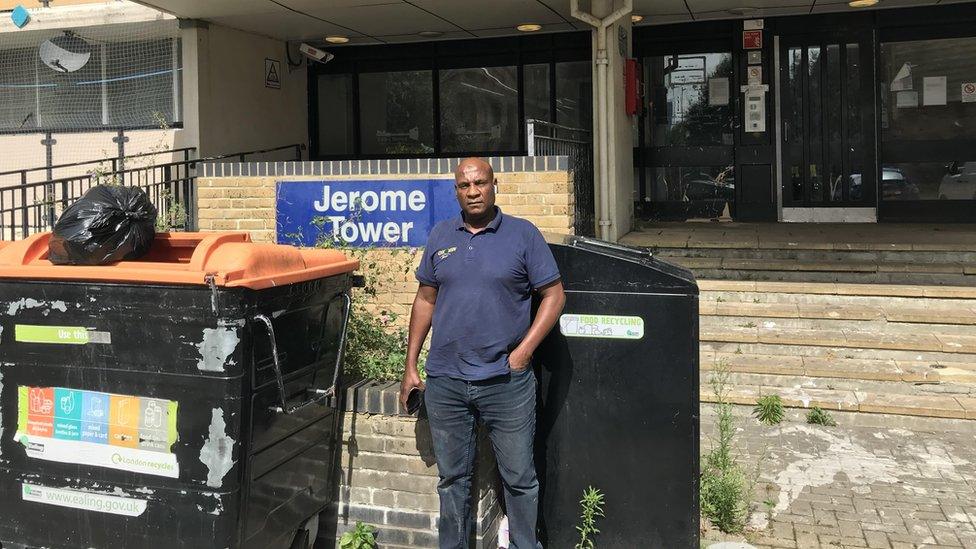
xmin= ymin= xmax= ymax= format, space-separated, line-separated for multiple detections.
xmin=938 ymin=161 xmax=976 ymax=200
xmin=848 ymin=167 xmax=920 ymax=201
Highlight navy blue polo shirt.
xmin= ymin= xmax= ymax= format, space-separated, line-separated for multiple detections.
xmin=416 ymin=208 xmax=561 ymax=381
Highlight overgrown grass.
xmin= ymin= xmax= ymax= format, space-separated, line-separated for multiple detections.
xmin=806 ymin=406 xmax=837 ymax=426
xmin=753 ymin=394 xmax=785 ymax=425
xmin=700 ymin=365 xmax=749 ymax=534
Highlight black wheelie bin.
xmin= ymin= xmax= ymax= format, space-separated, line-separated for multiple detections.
xmin=0 ymin=231 xmax=358 ymax=549
xmin=536 ymin=235 xmax=700 ymax=548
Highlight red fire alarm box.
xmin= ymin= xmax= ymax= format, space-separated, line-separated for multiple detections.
xmin=625 ymin=58 xmax=641 ymax=116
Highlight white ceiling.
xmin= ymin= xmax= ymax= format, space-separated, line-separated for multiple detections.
xmin=131 ymin=0 xmax=976 ymax=45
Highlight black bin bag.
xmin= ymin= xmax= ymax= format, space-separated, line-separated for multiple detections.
xmin=48 ymin=185 xmax=158 ymax=265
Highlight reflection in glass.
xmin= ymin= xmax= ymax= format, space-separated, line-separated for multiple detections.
xmin=439 ymin=66 xmax=518 ymax=152
xmin=359 ymin=71 xmax=434 ymax=155
xmin=808 ymin=46 xmax=823 ymax=202
xmin=555 ymin=61 xmax=592 ymax=130
xmin=317 ymin=73 xmax=355 ymax=155
xmin=645 ymin=165 xmax=735 ymax=219
xmin=847 ymin=44 xmax=863 ymax=201
xmin=645 ymin=52 xmax=733 ymax=147
xmin=826 ymin=45 xmax=843 ymax=202
xmin=787 ymin=47 xmax=804 ymax=202
xmin=524 ymin=63 xmax=550 ymax=126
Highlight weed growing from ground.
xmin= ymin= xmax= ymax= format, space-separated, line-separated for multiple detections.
xmin=753 ymin=395 xmax=785 ymax=425
xmin=575 ymin=486 xmax=606 ymax=549
xmin=806 ymin=407 xmax=837 ymax=426
xmin=700 ymin=364 xmax=749 ymax=534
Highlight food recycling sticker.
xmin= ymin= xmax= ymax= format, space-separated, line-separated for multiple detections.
xmin=15 ymin=386 xmax=179 ymax=478
xmin=22 ymin=483 xmax=147 ymax=517
xmin=15 ymin=325 xmax=111 ymax=345
xmin=559 ymin=314 xmax=644 ymax=340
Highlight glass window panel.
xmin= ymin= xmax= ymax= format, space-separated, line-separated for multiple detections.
xmin=826 ymin=44 xmax=843 ymax=202
xmin=106 ymin=38 xmax=179 ymax=126
xmin=36 ymin=42 xmax=103 ymax=129
xmin=0 ymin=46 xmax=38 ymax=130
xmin=555 ymin=61 xmax=592 ymax=130
xmin=317 ymin=73 xmax=355 ymax=155
xmin=881 ymin=37 xmax=976 ymax=142
xmin=439 ymin=66 xmax=518 ymax=153
xmin=359 ymin=70 xmax=434 ymax=155
xmin=847 ymin=43 xmax=864 ymax=202
xmin=644 ymin=53 xmax=733 ymax=147
xmin=786 ymin=47 xmax=804 ymax=203
xmin=644 ymin=165 xmax=735 ymax=220
xmin=524 ymin=63 xmax=550 ymax=125
xmin=807 ymin=46 xmax=823 ymax=202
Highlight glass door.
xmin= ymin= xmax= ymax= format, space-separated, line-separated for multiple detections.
xmin=780 ymin=36 xmax=876 ymax=207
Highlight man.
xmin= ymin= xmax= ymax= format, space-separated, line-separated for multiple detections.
xmin=400 ymin=157 xmax=566 ymax=549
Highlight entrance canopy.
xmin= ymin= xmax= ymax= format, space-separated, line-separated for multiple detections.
xmin=131 ymin=0 xmax=957 ymax=46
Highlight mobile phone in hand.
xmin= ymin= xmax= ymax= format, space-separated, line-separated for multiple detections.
xmin=406 ymin=387 xmax=424 ymax=415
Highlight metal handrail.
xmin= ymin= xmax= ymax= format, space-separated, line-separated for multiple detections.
xmin=0 ymin=148 xmax=197 ymax=178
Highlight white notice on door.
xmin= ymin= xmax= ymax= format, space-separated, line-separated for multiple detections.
xmin=709 ymin=77 xmax=729 ymax=106
xmin=923 ymin=76 xmax=947 ymax=106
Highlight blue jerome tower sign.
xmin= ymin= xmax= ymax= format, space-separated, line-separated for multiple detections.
xmin=276 ymin=180 xmax=459 ymax=247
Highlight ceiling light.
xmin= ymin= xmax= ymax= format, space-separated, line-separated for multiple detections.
xmin=631 ymin=14 xmax=644 ymax=23
xmin=325 ymin=35 xmax=349 ymax=44
xmin=849 ymin=0 xmax=879 ymax=6
xmin=727 ymin=7 xmax=759 ymax=16
xmin=418 ymin=30 xmax=443 ymax=38
xmin=516 ymin=23 xmax=542 ymax=32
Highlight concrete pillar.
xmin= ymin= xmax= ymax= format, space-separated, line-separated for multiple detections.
xmin=585 ymin=0 xmax=635 ymax=242
xmin=175 ymin=19 xmax=209 ymax=157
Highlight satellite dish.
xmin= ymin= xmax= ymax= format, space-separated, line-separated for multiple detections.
xmin=39 ymin=31 xmax=92 ymax=73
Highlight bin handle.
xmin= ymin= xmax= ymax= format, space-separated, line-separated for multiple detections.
xmin=254 ymin=292 xmax=352 ymax=415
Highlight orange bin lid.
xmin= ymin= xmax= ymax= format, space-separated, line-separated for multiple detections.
xmin=0 ymin=232 xmax=360 ymax=290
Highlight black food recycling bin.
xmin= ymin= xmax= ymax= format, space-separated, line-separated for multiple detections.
xmin=0 ymin=232 xmax=358 ymax=549
xmin=537 ymin=235 xmax=700 ymax=548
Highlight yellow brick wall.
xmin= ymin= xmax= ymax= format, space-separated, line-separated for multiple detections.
xmin=196 ymin=169 xmax=574 ymax=327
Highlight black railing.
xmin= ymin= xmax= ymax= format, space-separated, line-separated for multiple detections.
xmin=0 ymin=143 xmax=304 ymax=241
xmin=526 ymin=119 xmax=595 ymax=237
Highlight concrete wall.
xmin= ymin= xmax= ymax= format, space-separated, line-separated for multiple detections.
xmin=181 ymin=22 xmax=307 ymax=160
xmin=588 ymin=0 xmax=636 ymax=242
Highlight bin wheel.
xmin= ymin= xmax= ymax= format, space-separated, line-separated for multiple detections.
xmin=291 ymin=515 xmax=320 ymax=549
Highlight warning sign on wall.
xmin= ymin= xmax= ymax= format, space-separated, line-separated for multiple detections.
xmin=963 ymin=82 xmax=976 ymax=103
xmin=265 ymin=58 xmax=281 ymax=89
xmin=743 ymin=30 xmax=762 ymax=50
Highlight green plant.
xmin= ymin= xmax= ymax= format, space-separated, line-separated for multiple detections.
xmin=700 ymin=364 xmax=749 ymax=534
xmin=339 ymin=522 xmax=377 ymax=549
xmin=741 ymin=321 xmax=757 ymax=328
xmin=753 ymin=394 xmax=785 ymax=425
xmin=806 ymin=406 xmax=837 ymax=426
xmin=155 ymin=189 xmax=188 ymax=232
xmin=575 ymin=486 xmax=606 ymax=549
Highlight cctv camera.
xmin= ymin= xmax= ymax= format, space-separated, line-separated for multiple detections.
xmin=299 ymin=43 xmax=334 ymax=64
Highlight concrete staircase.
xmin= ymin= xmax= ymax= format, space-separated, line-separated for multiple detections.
xmin=698 ymin=280 xmax=976 ymax=421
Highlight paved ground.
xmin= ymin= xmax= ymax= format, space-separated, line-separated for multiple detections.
xmin=700 ymin=407 xmax=976 ymax=549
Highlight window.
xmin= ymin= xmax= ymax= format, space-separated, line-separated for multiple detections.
xmin=881 ymin=37 xmax=976 ymax=142
xmin=359 ymin=70 xmax=434 ymax=155
xmin=644 ymin=53 xmax=733 ymax=147
xmin=439 ymin=66 xmax=519 ymax=153
xmin=316 ymin=74 xmax=355 ymax=156
xmin=555 ymin=61 xmax=592 ymax=130
xmin=524 ymin=63 xmax=550 ymax=124
xmin=106 ymin=39 xmax=180 ymax=126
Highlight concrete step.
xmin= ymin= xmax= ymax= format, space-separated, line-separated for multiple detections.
xmin=699 ymin=381 xmax=976 ymax=420
xmin=698 ymin=279 xmax=976 ymax=299
xmin=699 ymin=323 xmax=976 ymax=354
xmin=652 ymin=246 xmax=976 ymax=264
xmin=690 ymin=267 xmax=975 ymax=285
xmin=701 ymin=351 xmax=976 ymax=385
xmin=701 ymin=340 xmax=974 ymax=367
xmin=699 ymin=299 xmax=976 ymax=325
xmin=700 ymin=314 xmax=976 ymax=337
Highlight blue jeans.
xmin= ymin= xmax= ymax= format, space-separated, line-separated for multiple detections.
xmin=424 ymin=368 xmax=541 ymax=549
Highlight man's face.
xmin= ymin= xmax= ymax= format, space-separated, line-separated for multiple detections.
xmin=455 ymin=163 xmax=496 ymax=218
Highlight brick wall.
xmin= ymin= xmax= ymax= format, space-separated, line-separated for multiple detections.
xmin=195 ymin=157 xmax=575 ymax=328
xmin=327 ymin=381 xmax=501 ymax=549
